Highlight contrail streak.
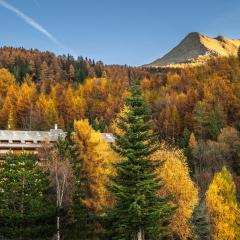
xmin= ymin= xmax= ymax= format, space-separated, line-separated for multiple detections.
xmin=0 ymin=0 xmax=61 ymax=46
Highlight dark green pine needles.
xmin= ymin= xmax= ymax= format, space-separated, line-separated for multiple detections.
xmin=105 ymin=80 xmax=174 ymax=240
xmin=190 ymin=200 xmax=210 ymax=240
xmin=0 ymin=154 xmax=55 ymax=240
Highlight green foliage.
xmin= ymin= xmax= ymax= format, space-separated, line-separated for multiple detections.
xmin=11 ymin=58 xmax=30 ymax=83
xmin=0 ymin=154 xmax=55 ymax=239
xmin=92 ymin=117 xmax=106 ymax=132
xmin=234 ymin=120 xmax=240 ymax=132
xmin=193 ymin=102 xmax=225 ymax=140
xmin=207 ymin=106 xmax=226 ymax=140
xmin=193 ymin=102 xmax=209 ymax=139
xmin=177 ymin=127 xmax=191 ymax=148
xmin=190 ymin=200 xmax=210 ymax=240
xmin=59 ymin=127 xmax=98 ymax=240
xmin=105 ymin=80 xmax=174 ymax=239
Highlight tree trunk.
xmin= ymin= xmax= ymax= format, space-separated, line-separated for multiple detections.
xmin=137 ymin=227 xmax=145 ymax=240
xmin=56 ymin=215 xmax=60 ymax=240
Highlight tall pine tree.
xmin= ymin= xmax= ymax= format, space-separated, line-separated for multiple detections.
xmin=105 ymin=80 xmax=174 ymax=240
xmin=0 ymin=154 xmax=55 ymax=239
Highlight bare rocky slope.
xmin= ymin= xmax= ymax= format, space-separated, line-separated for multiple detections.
xmin=146 ymin=32 xmax=240 ymax=67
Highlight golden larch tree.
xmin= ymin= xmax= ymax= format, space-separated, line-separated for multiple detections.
xmin=35 ymin=94 xmax=48 ymax=129
xmin=0 ymin=68 xmax=15 ymax=98
xmin=35 ymin=94 xmax=59 ymax=130
xmin=16 ymin=82 xmax=36 ymax=129
xmin=44 ymin=98 xmax=59 ymax=129
xmin=0 ymin=96 xmax=15 ymax=129
xmin=6 ymin=84 xmax=18 ymax=107
xmin=206 ymin=167 xmax=240 ymax=240
xmin=151 ymin=144 xmax=198 ymax=240
xmin=72 ymin=119 xmax=117 ymax=213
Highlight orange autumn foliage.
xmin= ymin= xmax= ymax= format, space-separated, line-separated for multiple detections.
xmin=72 ymin=119 xmax=117 ymax=213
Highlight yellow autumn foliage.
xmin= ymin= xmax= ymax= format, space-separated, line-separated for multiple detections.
xmin=16 ymin=82 xmax=36 ymax=129
xmin=72 ymin=119 xmax=117 ymax=213
xmin=0 ymin=96 xmax=14 ymax=129
xmin=0 ymin=68 xmax=15 ymax=98
xmin=206 ymin=167 xmax=240 ymax=240
xmin=151 ymin=144 xmax=198 ymax=240
xmin=110 ymin=104 xmax=129 ymax=136
xmin=35 ymin=94 xmax=59 ymax=129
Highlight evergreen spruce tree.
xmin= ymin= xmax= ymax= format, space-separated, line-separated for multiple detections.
xmin=0 ymin=154 xmax=55 ymax=239
xmin=207 ymin=106 xmax=226 ymax=140
xmin=193 ymin=101 xmax=209 ymax=139
xmin=178 ymin=127 xmax=191 ymax=148
xmin=105 ymin=80 xmax=174 ymax=240
xmin=190 ymin=200 xmax=210 ymax=240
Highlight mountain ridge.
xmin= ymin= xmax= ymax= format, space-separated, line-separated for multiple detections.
xmin=145 ymin=32 xmax=240 ymax=67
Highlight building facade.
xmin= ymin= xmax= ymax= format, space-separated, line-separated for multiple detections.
xmin=0 ymin=127 xmax=115 ymax=156
xmin=0 ymin=128 xmax=66 ymax=155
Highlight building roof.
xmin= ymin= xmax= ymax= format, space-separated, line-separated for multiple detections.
xmin=101 ymin=133 xmax=115 ymax=143
xmin=0 ymin=129 xmax=66 ymax=143
xmin=0 ymin=129 xmax=66 ymax=149
xmin=0 ymin=129 xmax=115 ymax=150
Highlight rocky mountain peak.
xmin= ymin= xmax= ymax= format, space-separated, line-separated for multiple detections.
xmin=145 ymin=32 xmax=240 ymax=67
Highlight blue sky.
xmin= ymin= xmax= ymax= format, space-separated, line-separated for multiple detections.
xmin=0 ymin=0 xmax=240 ymax=66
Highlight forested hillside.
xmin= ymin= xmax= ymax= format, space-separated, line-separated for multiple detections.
xmin=0 ymin=47 xmax=240 ymax=239
xmin=1 ymin=47 xmax=240 ymax=135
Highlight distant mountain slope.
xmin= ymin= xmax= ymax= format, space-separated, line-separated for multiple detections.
xmin=146 ymin=32 xmax=240 ymax=67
